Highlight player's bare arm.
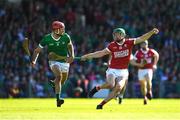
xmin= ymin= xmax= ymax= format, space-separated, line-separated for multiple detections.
xmin=81 ymin=48 xmax=110 ymax=61
xmin=67 ymin=40 xmax=75 ymax=63
xmin=31 ymin=46 xmax=42 ymax=67
xmin=130 ymin=59 xmax=144 ymax=68
xmin=134 ymin=28 xmax=159 ymax=44
xmin=152 ymin=50 xmax=159 ymax=69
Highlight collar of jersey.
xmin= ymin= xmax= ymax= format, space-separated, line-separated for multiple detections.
xmin=51 ymin=33 xmax=61 ymax=41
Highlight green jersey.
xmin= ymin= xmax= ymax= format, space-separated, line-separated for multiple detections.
xmin=39 ymin=33 xmax=71 ymax=62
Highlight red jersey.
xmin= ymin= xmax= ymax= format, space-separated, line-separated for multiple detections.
xmin=107 ymin=38 xmax=135 ymax=69
xmin=134 ymin=48 xmax=156 ymax=69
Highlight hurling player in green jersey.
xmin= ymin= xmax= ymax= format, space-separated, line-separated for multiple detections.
xmin=31 ymin=21 xmax=74 ymax=107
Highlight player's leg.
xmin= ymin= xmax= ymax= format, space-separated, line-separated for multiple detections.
xmin=138 ymin=69 xmax=148 ymax=105
xmin=104 ymin=77 xmax=127 ymax=103
xmin=88 ymin=73 xmax=115 ymax=97
xmin=146 ymin=69 xmax=153 ymax=100
xmin=146 ymin=79 xmax=152 ymax=100
xmin=116 ymin=80 xmax=128 ymax=104
xmin=54 ymin=72 xmax=68 ymax=98
xmin=97 ymin=77 xmax=127 ymax=109
xmin=48 ymin=72 xmax=68 ymax=92
xmin=139 ymin=79 xmax=147 ymax=104
xmin=51 ymin=65 xmax=64 ymax=107
xmin=61 ymin=72 xmax=68 ymax=85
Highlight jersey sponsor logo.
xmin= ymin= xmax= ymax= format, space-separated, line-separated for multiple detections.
xmin=114 ymin=49 xmax=129 ymax=58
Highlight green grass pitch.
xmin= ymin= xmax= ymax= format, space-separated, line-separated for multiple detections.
xmin=0 ymin=98 xmax=179 ymax=120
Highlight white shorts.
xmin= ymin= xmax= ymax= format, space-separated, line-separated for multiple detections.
xmin=106 ymin=68 xmax=129 ymax=81
xmin=49 ymin=61 xmax=70 ymax=73
xmin=138 ymin=69 xmax=153 ymax=81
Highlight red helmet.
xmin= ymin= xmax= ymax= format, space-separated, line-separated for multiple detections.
xmin=52 ymin=21 xmax=65 ymax=30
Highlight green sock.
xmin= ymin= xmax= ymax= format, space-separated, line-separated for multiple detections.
xmin=56 ymin=94 xmax=59 ymax=100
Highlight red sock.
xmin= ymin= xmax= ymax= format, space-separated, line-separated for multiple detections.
xmin=96 ymin=86 xmax=101 ymax=91
xmin=99 ymin=100 xmax=107 ymax=106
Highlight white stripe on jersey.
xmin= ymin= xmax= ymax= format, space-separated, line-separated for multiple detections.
xmin=39 ymin=44 xmax=44 ymax=48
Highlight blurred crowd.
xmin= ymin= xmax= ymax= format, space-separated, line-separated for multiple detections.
xmin=0 ymin=0 xmax=179 ymax=98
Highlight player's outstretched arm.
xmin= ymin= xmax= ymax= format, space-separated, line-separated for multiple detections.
xmin=134 ymin=28 xmax=159 ymax=45
xmin=81 ymin=48 xmax=110 ymax=61
xmin=31 ymin=47 xmax=42 ymax=67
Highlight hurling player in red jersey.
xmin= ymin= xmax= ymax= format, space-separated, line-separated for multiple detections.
xmin=81 ymin=27 xmax=159 ymax=109
xmin=133 ymin=41 xmax=159 ymax=105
